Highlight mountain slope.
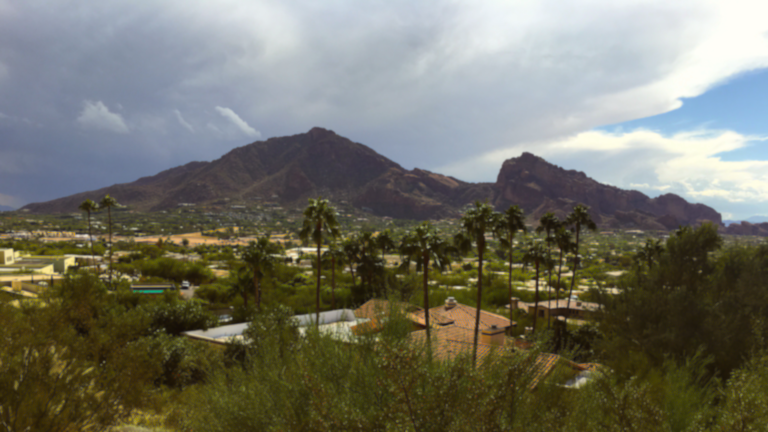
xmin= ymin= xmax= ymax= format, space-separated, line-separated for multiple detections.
xmin=493 ymin=152 xmax=721 ymax=229
xmin=22 ymin=128 xmax=722 ymax=229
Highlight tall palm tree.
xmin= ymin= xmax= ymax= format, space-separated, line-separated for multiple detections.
xmin=496 ymin=205 xmax=527 ymax=329
xmin=342 ymin=235 xmax=361 ymax=287
xmin=356 ymin=231 xmax=386 ymax=297
xmin=321 ymin=243 xmax=346 ymax=310
xmin=300 ymin=198 xmax=340 ymax=327
xmin=231 ymin=266 xmax=253 ymax=309
xmin=99 ymin=194 xmax=118 ymax=286
xmin=536 ymin=212 xmax=560 ymax=328
xmin=182 ymin=238 xmax=190 ymax=261
xmin=401 ymin=222 xmax=455 ymax=346
xmin=454 ymin=201 xmax=500 ymax=366
xmin=553 ymin=226 xmax=574 ymax=302
xmin=242 ymin=236 xmax=281 ymax=310
xmin=522 ymin=240 xmax=548 ymax=335
xmin=375 ymin=229 xmax=396 ymax=256
xmin=78 ymin=199 xmax=98 ymax=272
xmin=564 ymin=204 xmax=597 ymax=325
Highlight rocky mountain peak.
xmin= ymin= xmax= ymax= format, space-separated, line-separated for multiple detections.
xmin=20 ymin=129 xmax=723 ymax=231
xmin=308 ymin=126 xmax=336 ymax=142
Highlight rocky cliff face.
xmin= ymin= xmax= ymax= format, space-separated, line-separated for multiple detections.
xmin=721 ymin=221 xmax=768 ymax=236
xmin=492 ymin=152 xmax=721 ymax=229
xmin=22 ymin=129 xmax=722 ymax=230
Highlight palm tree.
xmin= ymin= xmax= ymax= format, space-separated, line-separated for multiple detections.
xmin=78 ymin=199 xmax=98 ymax=272
xmin=99 ymin=194 xmax=118 ymax=286
xmin=342 ymin=236 xmax=361 ymax=287
xmin=401 ymin=222 xmax=455 ymax=346
xmin=242 ymin=236 xmax=281 ymax=310
xmin=300 ymin=198 xmax=340 ymax=327
xmin=321 ymin=243 xmax=346 ymax=310
xmin=496 ymin=205 xmax=527 ymax=329
xmin=553 ymin=226 xmax=574 ymax=302
xmin=182 ymin=238 xmax=190 ymax=261
xmin=564 ymin=204 xmax=597 ymax=325
xmin=536 ymin=212 xmax=560 ymax=328
xmin=375 ymin=229 xmax=396 ymax=256
xmin=230 ymin=266 xmax=253 ymax=309
xmin=522 ymin=240 xmax=548 ymax=334
xmin=356 ymin=231 xmax=386 ymax=297
xmin=454 ymin=201 xmax=500 ymax=366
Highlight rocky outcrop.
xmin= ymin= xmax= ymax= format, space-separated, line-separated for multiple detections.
xmin=492 ymin=152 xmax=721 ymax=229
xmin=721 ymin=222 xmax=768 ymax=236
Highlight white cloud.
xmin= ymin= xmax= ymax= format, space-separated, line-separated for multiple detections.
xmin=3 ymin=0 xmax=768 ymax=216
xmin=76 ymin=100 xmax=129 ymax=134
xmin=174 ymin=109 xmax=194 ymax=133
xmin=214 ymin=106 xmax=260 ymax=138
xmin=440 ymin=127 xmax=768 ymax=212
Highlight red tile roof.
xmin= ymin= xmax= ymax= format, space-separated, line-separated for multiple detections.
xmin=408 ymin=324 xmax=512 ymax=363
xmin=413 ymin=302 xmax=513 ymax=330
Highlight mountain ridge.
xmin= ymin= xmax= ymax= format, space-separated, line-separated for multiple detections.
xmin=21 ymin=127 xmax=721 ymax=230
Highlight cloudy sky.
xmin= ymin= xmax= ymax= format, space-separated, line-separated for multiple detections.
xmin=1 ymin=0 xmax=768 ymax=219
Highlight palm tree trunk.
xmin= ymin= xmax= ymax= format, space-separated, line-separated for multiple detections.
xmin=547 ymin=242 xmax=553 ymax=329
xmin=331 ymin=256 xmax=336 ymax=310
xmin=423 ymin=251 xmax=431 ymax=346
xmin=508 ymin=236 xmax=514 ymax=329
xmin=565 ymin=226 xmax=581 ymax=326
xmin=257 ymin=276 xmax=262 ymax=309
xmin=107 ymin=208 xmax=113 ymax=285
xmin=532 ymin=260 xmax=540 ymax=334
xmin=242 ymin=291 xmax=249 ymax=309
xmin=556 ymin=249 xmax=564 ymax=302
xmin=87 ymin=211 xmax=95 ymax=274
xmin=473 ymin=238 xmax=484 ymax=367
xmin=316 ymin=222 xmax=322 ymax=329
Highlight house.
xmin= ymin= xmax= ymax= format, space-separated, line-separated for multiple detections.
xmin=510 ymin=297 xmax=600 ymax=321
xmin=355 ymin=297 xmax=517 ymax=363
xmin=0 ymin=248 xmax=75 ymax=275
xmin=408 ymin=323 xmax=510 ymax=363
xmin=183 ymin=308 xmax=372 ymax=347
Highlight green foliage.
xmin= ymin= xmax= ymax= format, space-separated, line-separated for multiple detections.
xmin=135 ymin=332 xmax=219 ymax=389
xmin=138 ymin=257 xmax=215 ymax=285
xmin=142 ymin=299 xmax=218 ymax=336
xmin=600 ymin=223 xmax=768 ymax=377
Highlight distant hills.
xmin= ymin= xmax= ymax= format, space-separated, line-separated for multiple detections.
xmin=22 ymin=127 xmax=723 ymax=230
xmin=0 ymin=205 xmax=15 ymax=212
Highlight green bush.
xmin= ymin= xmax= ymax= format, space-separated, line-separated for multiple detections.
xmin=142 ymin=300 xmax=218 ymax=336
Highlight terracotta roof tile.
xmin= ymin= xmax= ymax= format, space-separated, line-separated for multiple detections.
xmin=415 ymin=303 xmax=513 ymax=331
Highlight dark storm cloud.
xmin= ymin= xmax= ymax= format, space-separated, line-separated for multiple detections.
xmin=1 ymin=0 xmax=767 ymax=216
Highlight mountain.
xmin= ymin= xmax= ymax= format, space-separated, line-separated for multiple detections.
xmin=721 ymin=221 xmax=768 ymax=236
xmin=493 ymin=152 xmax=720 ymax=229
xmin=21 ymin=127 xmax=721 ymax=229
xmin=22 ymin=127 xmax=489 ymax=219
xmin=0 ymin=205 xmax=15 ymax=212
xmin=746 ymin=216 xmax=768 ymax=224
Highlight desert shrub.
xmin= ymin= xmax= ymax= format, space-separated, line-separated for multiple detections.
xmin=142 ymin=299 xmax=218 ymax=336
xmin=194 ymin=283 xmax=231 ymax=305
xmin=135 ymin=332 xmax=219 ymax=388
